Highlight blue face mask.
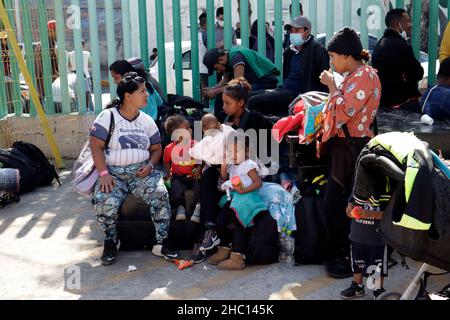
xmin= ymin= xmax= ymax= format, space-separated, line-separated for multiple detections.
xmin=290 ymin=33 xmax=304 ymax=47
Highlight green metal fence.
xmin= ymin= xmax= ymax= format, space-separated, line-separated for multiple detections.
xmin=0 ymin=0 xmax=448 ymax=119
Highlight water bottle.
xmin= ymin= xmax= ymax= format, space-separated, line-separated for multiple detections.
xmin=285 ymin=231 xmax=296 ymax=266
xmin=279 ymin=230 xmax=287 ymax=263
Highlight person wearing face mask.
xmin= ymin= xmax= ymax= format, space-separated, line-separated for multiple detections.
xmin=215 ymin=7 xmax=237 ymax=49
xmin=247 ymin=16 xmax=330 ymax=116
xmin=372 ymin=9 xmax=424 ymax=113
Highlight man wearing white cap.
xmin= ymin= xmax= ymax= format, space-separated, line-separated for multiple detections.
xmin=247 ymin=16 xmax=330 ymax=116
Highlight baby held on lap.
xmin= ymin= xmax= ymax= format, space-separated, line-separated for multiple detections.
xmin=189 ymin=114 xmax=236 ymax=168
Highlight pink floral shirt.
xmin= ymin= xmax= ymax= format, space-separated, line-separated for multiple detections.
xmin=322 ymin=65 xmax=381 ymax=142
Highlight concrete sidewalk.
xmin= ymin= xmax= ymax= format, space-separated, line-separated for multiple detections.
xmin=1 ymin=169 xmax=448 ymax=300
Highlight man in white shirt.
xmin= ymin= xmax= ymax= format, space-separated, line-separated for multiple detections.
xmin=68 ymin=40 xmax=91 ymax=90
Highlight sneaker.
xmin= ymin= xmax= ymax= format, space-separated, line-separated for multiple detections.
xmin=199 ymin=229 xmax=220 ymax=251
xmin=191 ymin=204 xmax=201 ymax=224
xmin=340 ymin=282 xmax=366 ymax=300
xmin=101 ymin=239 xmax=121 ymax=266
xmin=152 ymin=243 xmax=179 ymax=260
xmin=190 ymin=243 xmax=206 ymax=264
xmin=373 ymin=288 xmax=387 ymax=300
xmin=176 ymin=206 xmax=187 ymax=221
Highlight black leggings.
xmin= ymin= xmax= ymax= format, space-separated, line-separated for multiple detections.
xmin=200 ymin=166 xmax=222 ymax=229
xmin=216 ymin=206 xmax=248 ymax=254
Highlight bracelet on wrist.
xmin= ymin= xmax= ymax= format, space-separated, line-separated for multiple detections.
xmin=99 ymin=170 xmax=109 ymax=177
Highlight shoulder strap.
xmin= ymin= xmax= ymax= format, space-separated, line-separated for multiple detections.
xmin=104 ymin=109 xmax=116 ymax=151
xmin=421 ymin=85 xmax=438 ymax=113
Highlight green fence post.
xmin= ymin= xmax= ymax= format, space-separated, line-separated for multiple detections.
xmin=0 ymin=56 xmax=7 ymax=117
xmin=20 ymin=0 xmax=38 ymax=116
xmin=257 ymin=0 xmax=266 ymax=57
xmin=189 ymin=0 xmax=200 ymax=101
xmin=428 ymin=0 xmax=439 ymax=86
xmin=326 ymin=0 xmax=334 ymax=43
xmin=155 ymin=0 xmax=167 ymax=97
xmin=274 ymin=0 xmax=283 ymax=85
xmin=172 ymin=0 xmax=183 ymax=96
xmin=37 ymin=0 xmax=55 ymax=114
xmin=291 ymin=0 xmax=300 ymax=18
xmin=411 ymin=0 xmax=422 ymax=59
xmin=105 ymin=0 xmax=117 ymax=99
xmin=138 ymin=0 xmax=149 ymax=68
xmin=5 ymin=0 xmax=22 ymax=116
xmin=224 ymin=0 xmax=233 ymax=50
xmin=396 ymin=0 xmax=405 ymax=9
xmin=88 ymin=0 xmax=103 ymax=113
xmin=343 ymin=0 xmax=352 ymax=27
xmin=122 ymin=0 xmax=132 ymax=60
xmin=360 ymin=0 xmax=369 ymax=49
xmin=54 ymin=0 xmax=71 ymax=114
xmin=207 ymin=0 xmax=217 ymax=90
xmin=72 ymin=0 xmax=87 ymax=114
xmin=239 ymin=0 xmax=250 ymax=48
xmin=309 ymin=0 xmax=317 ymax=37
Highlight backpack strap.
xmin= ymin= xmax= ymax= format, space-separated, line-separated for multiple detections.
xmin=421 ymin=85 xmax=438 ymax=113
xmin=104 ymin=109 xmax=116 ymax=151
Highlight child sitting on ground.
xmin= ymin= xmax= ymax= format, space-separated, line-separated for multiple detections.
xmin=163 ymin=115 xmax=201 ymax=223
xmin=207 ymin=132 xmax=267 ymax=270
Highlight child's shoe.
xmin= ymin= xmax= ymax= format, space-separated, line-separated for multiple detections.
xmin=340 ymin=281 xmax=366 ymax=299
xmin=207 ymin=246 xmax=231 ymax=265
xmin=191 ymin=203 xmax=201 ymax=223
xmin=176 ymin=206 xmax=187 ymax=221
xmin=217 ymin=252 xmax=245 ymax=270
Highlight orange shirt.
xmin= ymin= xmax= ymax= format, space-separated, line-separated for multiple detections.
xmin=322 ymin=65 xmax=381 ymax=142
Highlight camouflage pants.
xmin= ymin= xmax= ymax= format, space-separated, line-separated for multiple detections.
xmin=93 ymin=162 xmax=171 ymax=243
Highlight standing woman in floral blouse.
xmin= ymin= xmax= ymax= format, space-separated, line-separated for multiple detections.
xmin=318 ymin=27 xmax=382 ymax=278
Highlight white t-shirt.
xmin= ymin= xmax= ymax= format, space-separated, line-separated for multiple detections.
xmin=198 ymin=30 xmax=208 ymax=75
xmin=227 ymin=159 xmax=260 ymax=189
xmin=90 ymin=108 xmax=161 ymax=166
xmin=68 ymin=50 xmax=91 ymax=78
xmin=52 ymin=73 xmax=91 ymax=103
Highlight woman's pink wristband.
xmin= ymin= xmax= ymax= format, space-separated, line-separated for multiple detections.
xmin=99 ymin=170 xmax=109 ymax=177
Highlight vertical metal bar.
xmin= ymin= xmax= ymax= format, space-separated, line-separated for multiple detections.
xmin=360 ymin=0 xmax=369 ymax=49
xmin=224 ymin=0 xmax=233 ymax=50
xmin=72 ymin=0 xmax=87 ymax=114
xmin=138 ymin=0 xmax=149 ymax=68
xmin=88 ymin=0 xmax=102 ymax=114
xmin=37 ymin=0 xmax=54 ymax=114
xmin=189 ymin=0 xmax=200 ymax=101
xmin=172 ymin=0 xmax=183 ymax=96
xmin=396 ymin=0 xmax=405 ymax=9
xmin=0 ymin=54 xmax=7 ymax=117
xmin=239 ymin=0 xmax=250 ymax=48
xmin=207 ymin=0 xmax=216 ymax=90
xmin=326 ymin=0 xmax=334 ymax=43
xmin=4 ymin=0 xmax=22 ymax=116
xmin=257 ymin=0 xmax=266 ymax=57
xmin=54 ymin=0 xmax=71 ymax=114
xmin=105 ymin=0 xmax=117 ymax=99
xmin=291 ymin=0 xmax=300 ymax=18
xmin=20 ymin=0 xmax=37 ymax=115
xmin=411 ymin=0 xmax=422 ymax=59
xmin=428 ymin=0 xmax=439 ymax=86
xmin=122 ymin=0 xmax=132 ymax=60
xmin=275 ymin=0 xmax=283 ymax=84
xmin=309 ymin=0 xmax=317 ymax=37
xmin=343 ymin=0 xmax=352 ymax=27
xmin=155 ymin=0 xmax=167 ymax=96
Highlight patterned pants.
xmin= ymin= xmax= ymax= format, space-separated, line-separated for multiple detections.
xmin=93 ymin=162 xmax=171 ymax=243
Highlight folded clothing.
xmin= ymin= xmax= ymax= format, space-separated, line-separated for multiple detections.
xmin=272 ymin=112 xmax=305 ymax=143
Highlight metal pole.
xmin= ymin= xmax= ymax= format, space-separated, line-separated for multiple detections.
xmin=309 ymin=0 xmax=317 ymax=37
xmin=411 ymin=0 xmax=422 ymax=59
xmin=138 ymin=0 xmax=149 ymax=68
xmin=428 ymin=0 xmax=439 ymax=86
xmin=122 ymin=0 xmax=132 ymax=60
xmin=343 ymin=0 xmax=352 ymax=27
xmin=326 ymin=0 xmax=334 ymax=43
xmin=172 ymin=0 xmax=183 ymax=96
xmin=72 ymin=0 xmax=87 ymax=113
xmin=88 ymin=0 xmax=103 ymax=114
xmin=224 ymin=0 xmax=233 ymax=50
xmin=155 ymin=0 xmax=167 ymax=96
xmin=189 ymin=0 xmax=200 ymax=101
xmin=105 ymin=0 xmax=117 ymax=99
xmin=239 ymin=0 xmax=250 ymax=48
xmin=274 ymin=0 xmax=283 ymax=84
xmin=396 ymin=0 xmax=405 ymax=9
xmin=257 ymin=0 xmax=266 ymax=57
xmin=291 ymin=0 xmax=300 ymax=18
xmin=360 ymin=0 xmax=369 ymax=49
